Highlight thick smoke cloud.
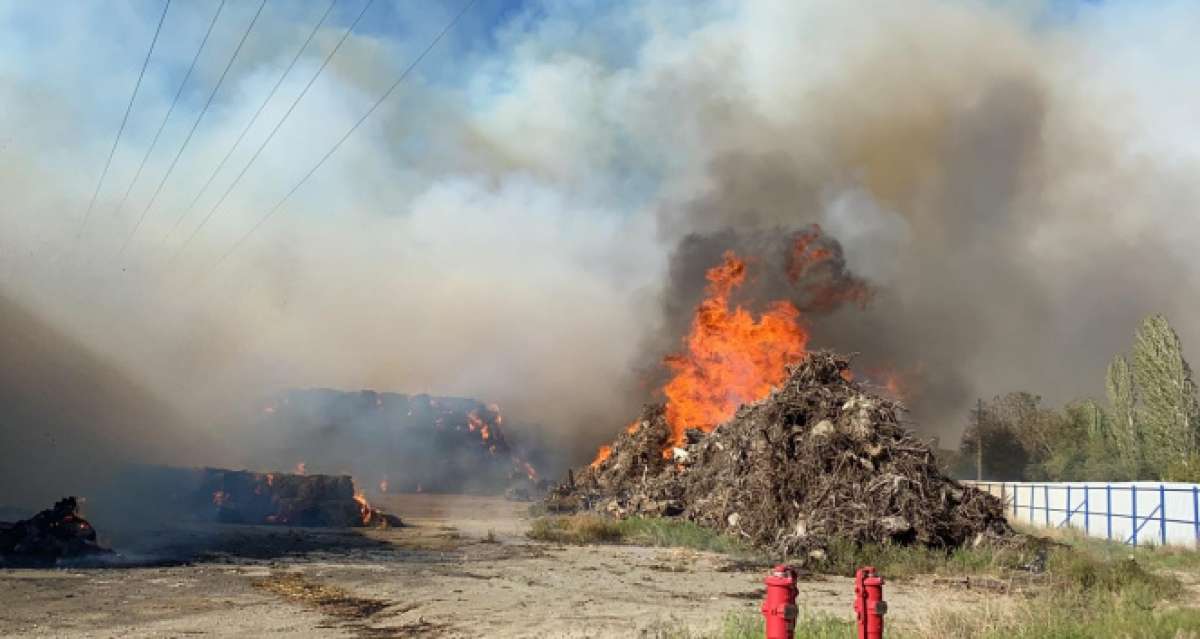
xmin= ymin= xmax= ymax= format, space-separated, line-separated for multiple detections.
xmin=3 ymin=0 xmax=1200 ymax=500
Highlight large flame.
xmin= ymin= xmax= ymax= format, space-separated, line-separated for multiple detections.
xmin=661 ymin=251 xmax=808 ymax=450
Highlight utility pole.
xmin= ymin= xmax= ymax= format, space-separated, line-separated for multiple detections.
xmin=976 ymin=398 xmax=984 ymax=481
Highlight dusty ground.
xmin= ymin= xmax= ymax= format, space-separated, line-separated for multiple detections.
xmin=1 ymin=494 xmax=1015 ymax=638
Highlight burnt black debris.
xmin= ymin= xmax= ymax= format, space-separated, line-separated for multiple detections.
xmin=546 ymin=352 xmax=1011 ymax=556
xmin=0 ymin=497 xmax=111 ymax=563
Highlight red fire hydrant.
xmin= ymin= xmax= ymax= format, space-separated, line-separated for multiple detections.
xmin=761 ymin=564 xmax=798 ymax=639
xmin=854 ymin=566 xmax=886 ymax=639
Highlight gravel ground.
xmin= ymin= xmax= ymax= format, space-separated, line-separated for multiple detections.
xmin=0 ymin=494 xmax=1011 ymax=638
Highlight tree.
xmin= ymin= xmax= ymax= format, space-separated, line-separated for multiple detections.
xmin=958 ymin=395 xmax=1032 ymax=481
xmin=1105 ymin=354 xmax=1141 ymax=477
xmin=1131 ymin=314 xmax=1200 ymax=474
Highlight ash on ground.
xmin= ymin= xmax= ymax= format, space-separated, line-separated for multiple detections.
xmin=546 ymin=352 xmax=1011 ymax=556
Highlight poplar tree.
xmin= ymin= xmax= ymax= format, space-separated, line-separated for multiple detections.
xmin=1105 ymin=354 xmax=1140 ymax=477
xmin=1131 ymin=314 xmax=1200 ymax=473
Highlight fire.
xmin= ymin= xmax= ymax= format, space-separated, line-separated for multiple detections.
xmin=860 ymin=365 xmax=920 ymax=401
xmin=212 ymin=490 xmax=230 ymax=507
xmin=353 ymin=489 xmax=372 ymax=526
xmin=523 ymin=462 xmax=538 ymax=481
xmin=590 ymin=445 xmax=613 ymax=469
xmin=294 ymin=462 xmax=307 ymax=475
xmin=662 ymin=251 xmax=808 ymax=449
xmin=379 ymin=478 xmax=389 ymax=493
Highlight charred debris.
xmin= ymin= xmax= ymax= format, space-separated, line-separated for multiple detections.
xmin=546 ymin=352 xmax=1012 ymax=556
xmin=0 ymin=497 xmax=111 ymax=564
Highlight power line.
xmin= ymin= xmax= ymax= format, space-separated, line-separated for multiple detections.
xmin=110 ymin=0 xmax=222 ymax=227
xmin=201 ymin=0 xmax=478 ymax=273
xmin=161 ymin=0 xmax=338 ymax=245
xmin=120 ymin=0 xmax=266 ymax=257
xmin=79 ymin=0 xmax=170 ymax=237
xmin=171 ymin=0 xmax=376 ymax=262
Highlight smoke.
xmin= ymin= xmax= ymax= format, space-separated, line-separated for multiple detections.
xmin=3 ymin=0 xmax=1200 ymax=499
xmin=640 ymin=1 xmax=1200 ymax=439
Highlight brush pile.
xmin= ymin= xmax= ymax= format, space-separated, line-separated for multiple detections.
xmin=546 ymin=352 xmax=1011 ymax=556
xmin=0 ymin=497 xmax=111 ymax=563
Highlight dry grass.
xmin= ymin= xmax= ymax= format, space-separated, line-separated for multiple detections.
xmin=527 ymin=513 xmax=625 ymax=544
xmin=253 ymin=572 xmax=390 ymax=619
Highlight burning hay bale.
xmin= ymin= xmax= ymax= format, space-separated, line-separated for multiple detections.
xmin=547 ymin=352 xmax=1011 ymax=556
xmin=200 ymin=468 xmax=402 ymax=528
xmin=0 ymin=497 xmax=111 ymax=563
xmin=114 ymin=466 xmax=402 ymax=528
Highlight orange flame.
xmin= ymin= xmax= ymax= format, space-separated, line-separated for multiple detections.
xmin=590 ymin=445 xmax=613 ymax=469
xmin=379 ymin=479 xmax=389 ymax=493
xmin=294 ymin=462 xmax=307 ymax=475
xmin=353 ymin=488 xmax=372 ymax=526
xmin=662 ymin=251 xmax=808 ymax=450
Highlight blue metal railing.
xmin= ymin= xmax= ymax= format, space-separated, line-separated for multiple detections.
xmin=970 ymin=481 xmax=1200 ymax=548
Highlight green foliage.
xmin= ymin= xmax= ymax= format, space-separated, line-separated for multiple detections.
xmin=1105 ymin=354 xmax=1142 ymax=477
xmin=964 ymin=313 xmax=1200 ymax=482
xmin=958 ymin=396 xmax=1033 ymax=480
xmin=1132 ymin=314 xmax=1200 ymax=475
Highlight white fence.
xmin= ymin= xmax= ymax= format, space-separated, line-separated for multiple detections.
xmin=965 ymin=481 xmax=1200 ymax=548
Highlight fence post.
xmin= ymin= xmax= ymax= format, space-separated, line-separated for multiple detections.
xmin=1084 ymin=485 xmax=1090 ymax=535
xmin=1159 ymin=484 xmax=1167 ymax=547
xmin=1066 ymin=485 xmax=1072 ymax=528
xmin=1193 ymin=485 xmax=1199 ymax=547
xmin=1106 ymin=484 xmax=1113 ymax=540
xmin=1012 ymin=483 xmax=1019 ymax=519
xmin=1131 ymin=485 xmax=1139 ymax=547
xmin=1030 ymin=484 xmax=1035 ymax=521
xmin=1044 ymin=484 xmax=1050 ymax=526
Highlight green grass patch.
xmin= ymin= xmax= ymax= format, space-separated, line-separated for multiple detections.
xmin=526 ymin=513 xmax=624 ymax=544
xmin=647 ymin=611 xmax=855 ymax=639
xmin=808 ymin=537 xmax=1024 ymax=579
xmin=527 ymin=514 xmax=756 ymax=555
xmin=1023 ymin=523 xmax=1200 ymax=574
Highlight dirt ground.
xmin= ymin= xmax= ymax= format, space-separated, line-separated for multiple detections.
xmin=1 ymin=493 xmax=1014 ymax=638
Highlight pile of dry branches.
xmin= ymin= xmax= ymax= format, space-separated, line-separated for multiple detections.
xmin=546 ymin=352 xmax=1011 ymax=556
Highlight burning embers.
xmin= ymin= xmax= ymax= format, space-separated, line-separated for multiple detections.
xmin=0 ymin=497 xmax=111 ymax=564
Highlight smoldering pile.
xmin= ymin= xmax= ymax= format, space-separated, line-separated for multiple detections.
xmin=0 ymin=497 xmax=111 ymax=564
xmin=113 ymin=466 xmax=402 ymax=528
xmin=546 ymin=352 xmax=1011 ymax=556
xmin=201 ymin=468 xmax=402 ymax=528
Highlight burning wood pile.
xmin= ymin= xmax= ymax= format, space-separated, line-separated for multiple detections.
xmin=0 ymin=497 xmax=111 ymax=563
xmin=546 ymin=352 xmax=1011 ymax=556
